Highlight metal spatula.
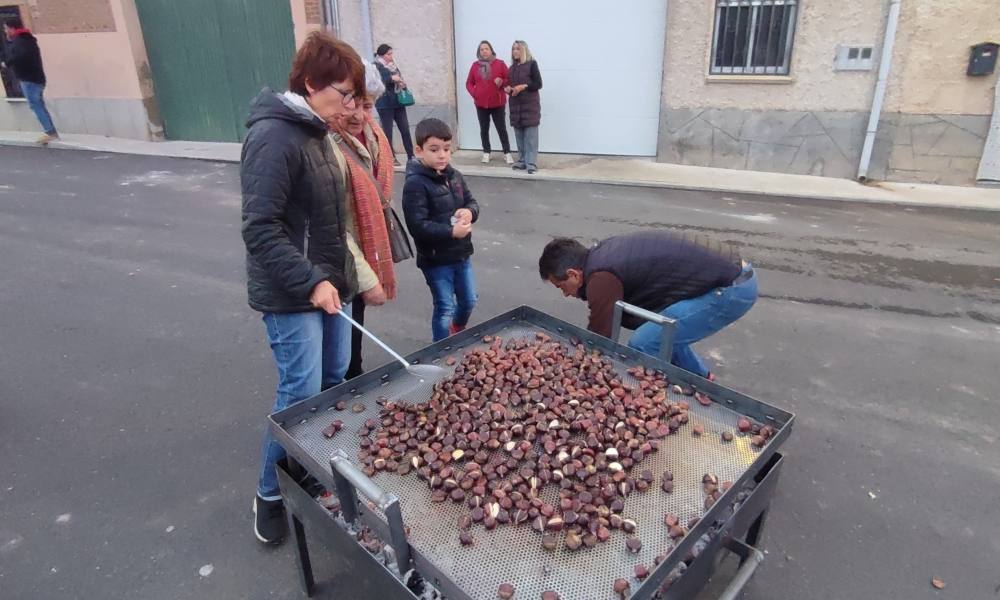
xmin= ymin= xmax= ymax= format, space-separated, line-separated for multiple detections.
xmin=337 ymin=310 xmax=447 ymax=379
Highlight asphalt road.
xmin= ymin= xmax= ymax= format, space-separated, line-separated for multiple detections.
xmin=1 ymin=146 xmax=998 ymax=600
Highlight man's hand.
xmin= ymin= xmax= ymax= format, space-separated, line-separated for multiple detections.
xmin=361 ymin=283 xmax=387 ymax=306
xmin=452 ymin=221 xmax=472 ymax=239
xmin=309 ymin=280 xmax=342 ymax=314
xmin=454 ymin=208 xmax=473 ymax=225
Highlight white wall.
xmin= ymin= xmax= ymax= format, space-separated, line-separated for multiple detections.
xmin=453 ymin=0 xmax=668 ymax=156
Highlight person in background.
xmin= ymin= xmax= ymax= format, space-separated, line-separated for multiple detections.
xmin=332 ymin=63 xmax=398 ymax=380
xmin=403 ymin=118 xmax=480 ymax=342
xmin=241 ymin=31 xmax=366 ymax=546
xmin=538 ymin=231 xmax=757 ymax=380
xmin=505 ymin=40 xmax=543 ymax=174
xmin=465 ymin=40 xmax=513 ymax=165
xmin=2 ymin=17 xmax=57 ymax=144
xmin=373 ymin=43 xmax=414 ymax=165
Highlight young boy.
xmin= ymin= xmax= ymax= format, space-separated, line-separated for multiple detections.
xmin=402 ymin=118 xmax=480 ymax=342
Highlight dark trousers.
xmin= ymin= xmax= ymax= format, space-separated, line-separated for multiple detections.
xmin=377 ymin=106 xmax=414 ymax=159
xmin=346 ymin=301 xmax=366 ymax=380
xmin=475 ymin=106 xmax=511 ymax=154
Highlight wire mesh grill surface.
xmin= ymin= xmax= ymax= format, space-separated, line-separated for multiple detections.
xmin=285 ymin=323 xmax=762 ymax=600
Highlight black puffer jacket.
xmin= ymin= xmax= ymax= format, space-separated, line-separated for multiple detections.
xmin=402 ymin=161 xmax=480 ymax=268
xmin=241 ymin=89 xmax=357 ymax=313
xmin=6 ymin=30 xmax=46 ymax=85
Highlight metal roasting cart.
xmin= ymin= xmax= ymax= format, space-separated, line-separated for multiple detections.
xmin=269 ymin=304 xmax=793 ymax=600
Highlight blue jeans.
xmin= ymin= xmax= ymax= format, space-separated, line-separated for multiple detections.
xmin=421 ymin=259 xmax=477 ymax=342
xmin=514 ymin=126 xmax=539 ymax=170
xmin=628 ymin=265 xmax=758 ymax=377
xmin=257 ymin=307 xmax=352 ymax=499
xmin=20 ymin=81 xmax=56 ymax=135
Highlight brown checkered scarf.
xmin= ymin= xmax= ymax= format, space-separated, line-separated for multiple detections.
xmin=336 ymin=116 xmax=397 ymax=300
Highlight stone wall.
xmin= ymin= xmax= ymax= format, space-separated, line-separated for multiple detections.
xmin=881 ymin=114 xmax=990 ymax=185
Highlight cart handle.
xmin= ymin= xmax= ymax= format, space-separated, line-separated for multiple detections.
xmin=718 ymin=538 xmax=765 ymax=600
xmin=609 ymin=301 xmax=677 ymax=362
xmin=330 ymin=450 xmax=412 ymax=574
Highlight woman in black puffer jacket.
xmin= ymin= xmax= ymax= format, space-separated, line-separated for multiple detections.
xmin=240 ymin=32 xmax=368 ymax=546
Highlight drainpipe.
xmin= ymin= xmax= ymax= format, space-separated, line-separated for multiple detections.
xmin=857 ymin=0 xmax=902 ymax=181
xmin=359 ymin=0 xmax=374 ymax=59
xmin=322 ymin=0 xmax=341 ymax=37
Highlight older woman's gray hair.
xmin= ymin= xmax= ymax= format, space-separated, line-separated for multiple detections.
xmin=365 ymin=60 xmax=386 ymax=98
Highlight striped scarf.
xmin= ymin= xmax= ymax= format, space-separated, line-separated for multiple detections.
xmin=337 ymin=115 xmax=397 ymax=299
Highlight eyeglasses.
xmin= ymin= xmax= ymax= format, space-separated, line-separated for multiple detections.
xmin=328 ymin=84 xmax=357 ymax=108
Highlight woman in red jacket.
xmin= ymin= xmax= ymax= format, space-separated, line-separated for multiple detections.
xmin=466 ymin=40 xmax=513 ymax=165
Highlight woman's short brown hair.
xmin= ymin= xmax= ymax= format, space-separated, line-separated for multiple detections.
xmin=289 ymin=32 xmax=366 ymax=98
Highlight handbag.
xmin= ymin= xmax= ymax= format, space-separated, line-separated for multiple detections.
xmin=396 ymin=88 xmax=415 ymax=107
xmin=338 ymin=139 xmax=414 ymax=263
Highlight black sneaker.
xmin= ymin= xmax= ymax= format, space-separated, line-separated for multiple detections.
xmin=253 ymin=495 xmax=287 ymax=545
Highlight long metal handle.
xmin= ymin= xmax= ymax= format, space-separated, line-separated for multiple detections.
xmin=718 ymin=538 xmax=765 ymax=600
xmin=337 ymin=310 xmax=411 ymax=368
xmin=330 ymin=450 xmax=412 ymax=575
xmin=610 ymin=301 xmax=677 ymax=362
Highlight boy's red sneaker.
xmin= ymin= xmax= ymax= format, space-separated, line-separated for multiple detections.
xmin=449 ymin=323 xmax=466 ymax=336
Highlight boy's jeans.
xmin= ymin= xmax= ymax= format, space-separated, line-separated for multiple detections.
xmin=257 ymin=307 xmax=352 ymax=499
xmin=19 ymin=81 xmax=57 ymax=135
xmin=421 ymin=259 xmax=477 ymax=342
xmin=514 ymin=126 xmax=539 ymax=170
xmin=628 ymin=264 xmax=758 ymax=377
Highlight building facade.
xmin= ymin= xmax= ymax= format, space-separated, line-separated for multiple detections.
xmin=1 ymin=0 xmax=997 ymax=185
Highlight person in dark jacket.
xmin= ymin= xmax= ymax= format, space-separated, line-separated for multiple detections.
xmin=505 ymin=40 xmax=543 ymax=174
xmin=2 ymin=17 xmax=57 ymax=144
xmin=538 ymin=231 xmax=758 ymax=379
xmin=403 ymin=118 xmax=481 ymax=342
xmin=373 ymin=44 xmax=414 ymax=164
xmin=466 ymin=40 xmax=513 ymax=165
xmin=241 ymin=31 xmax=367 ymax=546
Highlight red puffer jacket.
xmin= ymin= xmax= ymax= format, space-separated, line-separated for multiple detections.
xmin=466 ymin=59 xmax=509 ymax=109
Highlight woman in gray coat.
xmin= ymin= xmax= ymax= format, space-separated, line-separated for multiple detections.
xmin=505 ymin=40 xmax=543 ymax=174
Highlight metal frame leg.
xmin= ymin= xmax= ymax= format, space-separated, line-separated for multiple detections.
xmin=291 ymin=513 xmax=316 ymax=596
xmin=744 ymin=508 xmax=769 ymax=550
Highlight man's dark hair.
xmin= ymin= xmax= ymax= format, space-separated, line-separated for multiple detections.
xmin=288 ymin=31 xmax=365 ymax=98
xmin=415 ymin=118 xmax=452 ymax=146
xmin=4 ymin=17 xmax=24 ymax=29
xmin=375 ymin=43 xmax=392 ymax=57
xmin=538 ymin=238 xmax=588 ymax=281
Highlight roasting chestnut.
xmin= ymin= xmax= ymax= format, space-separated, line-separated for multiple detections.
xmin=613 ymin=578 xmax=630 ymax=597
xmin=625 ymin=537 xmax=642 ymax=553
xmin=497 ymin=583 xmax=515 ymax=599
xmin=634 ymin=564 xmax=650 ymax=580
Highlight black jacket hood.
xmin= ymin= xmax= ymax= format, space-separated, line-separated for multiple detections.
xmin=245 ymin=88 xmax=327 ymax=136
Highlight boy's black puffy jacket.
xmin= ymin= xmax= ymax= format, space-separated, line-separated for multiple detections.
xmin=402 ymin=161 xmax=480 ymax=268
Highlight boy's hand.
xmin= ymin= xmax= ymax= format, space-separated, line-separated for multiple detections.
xmin=452 ymin=221 xmax=472 ymax=239
xmin=310 ymin=281 xmax=342 ymax=314
xmin=361 ymin=283 xmax=387 ymax=306
xmin=454 ymin=208 xmax=473 ymax=225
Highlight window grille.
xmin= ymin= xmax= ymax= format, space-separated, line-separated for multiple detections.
xmin=710 ymin=0 xmax=798 ymax=75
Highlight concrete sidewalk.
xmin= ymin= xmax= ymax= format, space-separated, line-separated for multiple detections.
xmin=3 ymin=130 xmax=999 ymax=211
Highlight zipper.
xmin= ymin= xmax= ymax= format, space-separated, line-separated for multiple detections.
xmin=303 ymin=218 xmax=310 ymax=256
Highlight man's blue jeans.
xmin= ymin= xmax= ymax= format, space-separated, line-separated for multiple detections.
xmin=628 ymin=265 xmax=758 ymax=377
xmin=257 ymin=307 xmax=352 ymax=499
xmin=421 ymin=259 xmax=477 ymax=342
xmin=19 ymin=81 xmax=56 ymax=135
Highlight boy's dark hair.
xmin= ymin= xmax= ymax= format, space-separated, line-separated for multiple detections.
xmin=415 ymin=118 xmax=452 ymax=146
xmin=375 ymin=43 xmax=392 ymax=57
xmin=4 ymin=16 xmax=24 ymax=29
xmin=538 ymin=238 xmax=588 ymax=281
xmin=288 ymin=31 xmax=365 ymax=98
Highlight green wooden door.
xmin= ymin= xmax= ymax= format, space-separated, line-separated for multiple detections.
xmin=135 ymin=0 xmax=296 ymax=142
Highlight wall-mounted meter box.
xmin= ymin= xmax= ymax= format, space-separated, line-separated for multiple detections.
xmin=835 ymin=45 xmax=874 ymax=71
xmin=968 ymin=42 xmax=998 ymax=76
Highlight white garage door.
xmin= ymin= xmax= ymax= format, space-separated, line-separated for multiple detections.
xmin=453 ymin=0 xmax=668 ymax=156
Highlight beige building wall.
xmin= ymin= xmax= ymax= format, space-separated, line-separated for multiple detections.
xmin=0 ymin=0 xmax=161 ymax=138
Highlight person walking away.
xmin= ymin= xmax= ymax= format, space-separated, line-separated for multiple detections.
xmin=402 ymin=118 xmax=480 ymax=342
xmin=2 ymin=17 xmax=57 ymax=144
xmin=465 ymin=40 xmax=513 ymax=164
xmin=538 ymin=231 xmax=758 ymax=380
xmin=373 ymin=44 xmax=414 ymax=165
xmin=241 ymin=32 xmax=367 ymax=545
xmin=506 ymin=40 xmax=543 ymax=174
xmin=332 ymin=64 xmax=399 ymax=380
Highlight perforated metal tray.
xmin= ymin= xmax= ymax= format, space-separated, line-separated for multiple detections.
xmin=270 ymin=306 xmax=793 ymax=600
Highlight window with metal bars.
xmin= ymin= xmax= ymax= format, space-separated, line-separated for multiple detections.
xmin=710 ymin=0 xmax=798 ymax=75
